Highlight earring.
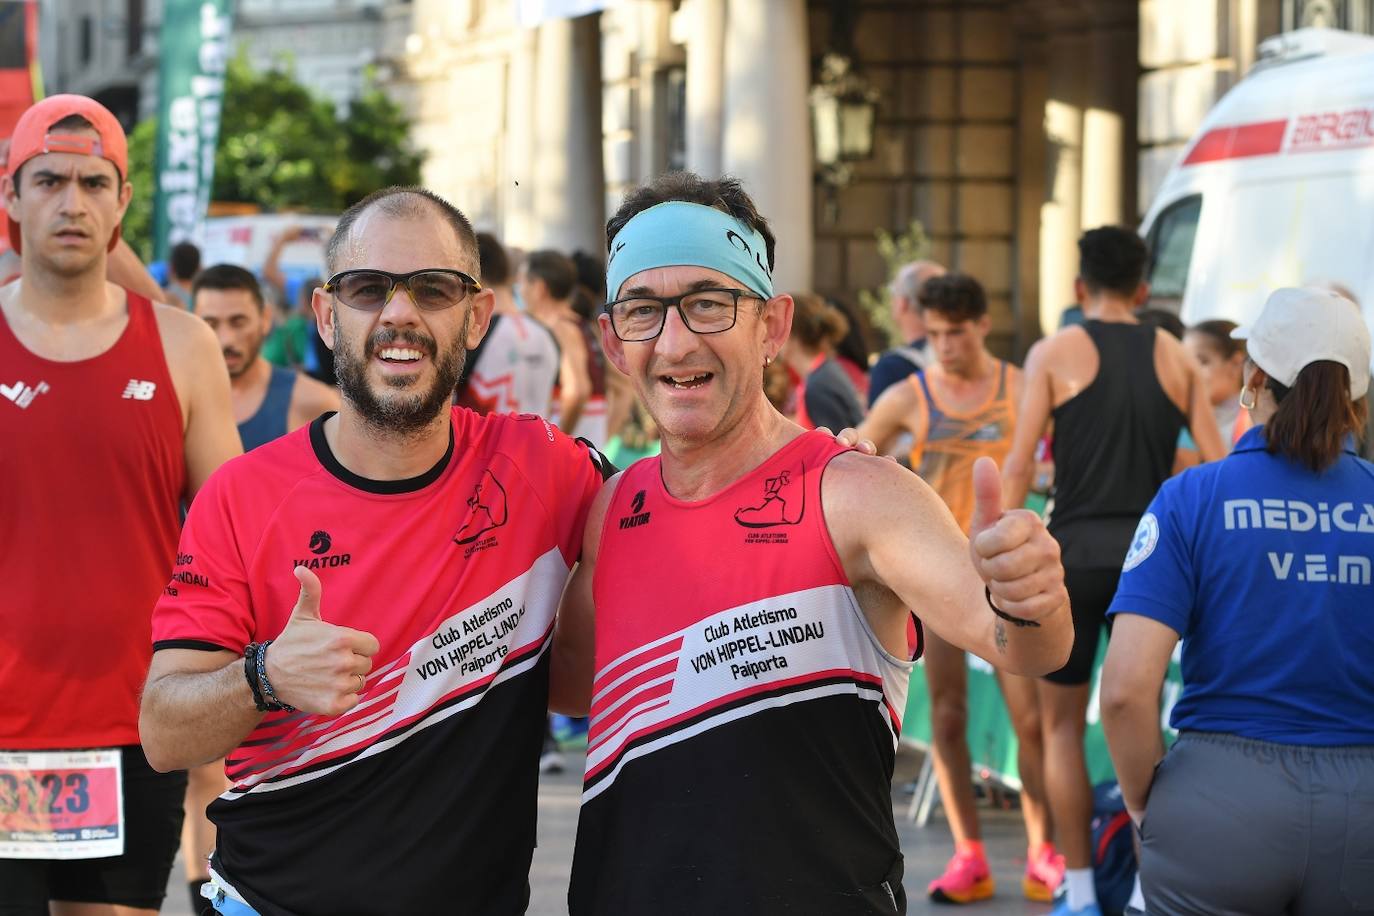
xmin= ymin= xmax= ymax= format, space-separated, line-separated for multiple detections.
xmin=1238 ymin=387 xmax=1257 ymax=410
xmin=763 ymin=355 xmax=772 ymax=368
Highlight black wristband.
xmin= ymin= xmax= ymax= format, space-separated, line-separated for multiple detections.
xmin=254 ymin=640 xmax=295 ymax=712
xmin=986 ymin=586 xmax=1041 ymax=628
xmin=243 ymin=642 xmax=271 ymax=711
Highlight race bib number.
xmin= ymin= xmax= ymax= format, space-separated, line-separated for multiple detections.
xmin=0 ymin=749 xmax=124 ymax=859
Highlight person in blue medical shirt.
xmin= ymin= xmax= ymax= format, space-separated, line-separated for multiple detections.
xmin=1100 ymin=286 xmax=1374 ymax=916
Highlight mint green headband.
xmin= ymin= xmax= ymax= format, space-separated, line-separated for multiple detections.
xmin=605 ymin=201 xmax=775 ymax=301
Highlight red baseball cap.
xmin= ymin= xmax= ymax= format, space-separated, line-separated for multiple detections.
xmin=5 ymin=94 xmax=129 ymax=254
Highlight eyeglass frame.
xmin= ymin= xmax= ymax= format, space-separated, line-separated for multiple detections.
xmin=603 ymin=287 xmax=764 ymax=342
xmin=322 ymin=268 xmax=483 ymax=312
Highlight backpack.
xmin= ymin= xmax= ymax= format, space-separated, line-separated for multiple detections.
xmin=1091 ymin=782 xmax=1138 ymax=916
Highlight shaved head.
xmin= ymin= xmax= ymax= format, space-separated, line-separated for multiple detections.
xmin=326 ymin=187 xmax=480 ymax=275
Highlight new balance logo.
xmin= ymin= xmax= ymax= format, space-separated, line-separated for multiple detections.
xmin=122 ymin=379 xmax=157 ymax=400
xmin=0 ymin=379 xmax=50 ymax=409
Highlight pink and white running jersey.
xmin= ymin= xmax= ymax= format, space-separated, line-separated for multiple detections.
xmin=569 ymin=431 xmax=920 ymax=915
xmin=152 ymin=408 xmax=604 ymax=916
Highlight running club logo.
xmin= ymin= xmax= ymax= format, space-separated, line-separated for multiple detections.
xmin=734 ymin=466 xmax=805 ymax=536
xmin=618 ymin=490 xmax=651 ymax=530
xmin=455 ymin=470 xmax=509 ymax=554
xmin=0 ymin=378 xmax=49 ymax=410
xmin=309 ymin=531 xmax=332 ymax=555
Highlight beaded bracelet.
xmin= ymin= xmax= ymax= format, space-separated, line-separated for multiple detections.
xmin=986 ymin=586 xmax=1040 ymax=628
xmin=254 ymin=640 xmax=295 ymax=712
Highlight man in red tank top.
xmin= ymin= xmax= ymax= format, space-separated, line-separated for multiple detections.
xmin=0 ymin=95 xmax=240 ymax=915
xmin=560 ymin=173 xmax=1074 ymax=915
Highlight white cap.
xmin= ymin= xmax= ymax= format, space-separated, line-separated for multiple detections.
xmin=1232 ymin=287 xmax=1371 ymax=399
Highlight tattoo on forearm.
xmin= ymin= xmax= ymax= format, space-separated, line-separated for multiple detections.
xmin=994 ymin=619 xmax=1008 ymax=653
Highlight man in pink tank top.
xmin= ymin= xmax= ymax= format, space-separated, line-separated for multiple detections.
xmin=0 ymin=95 xmax=240 ymax=915
xmin=559 ymin=173 xmax=1073 ymax=915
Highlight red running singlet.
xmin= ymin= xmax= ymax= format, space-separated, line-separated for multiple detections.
xmin=0 ymin=291 xmax=184 ymax=749
xmin=569 ymin=431 xmax=919 ymax=915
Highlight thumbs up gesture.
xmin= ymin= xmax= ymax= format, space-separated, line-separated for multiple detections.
xmin=263 ymin=566 xmax=382 ymax=716
xmin=966 ymin=457 xmax=1067 ymax=625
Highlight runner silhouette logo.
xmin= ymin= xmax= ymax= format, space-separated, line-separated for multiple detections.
xmin=734 ymin=467 xmax=805 ymax=528
xmin=455 ymin=470 xmax=509 ymax=545
xmin=309 ymin=531 xmax=332 ymax=555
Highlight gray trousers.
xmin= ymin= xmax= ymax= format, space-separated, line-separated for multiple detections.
xmin=1140 ymin=731 xmax=1374 ymax=915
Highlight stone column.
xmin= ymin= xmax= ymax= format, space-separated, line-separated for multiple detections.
xmin=529 ymin=14 xmax=606 ymax=254
xmin=720 ymin=0 xmax=812 ymax=292
xmin=681 ymin=0 xmax=725 ymax=177
xmin=1081 ymin=10 xmax=1137 ymax=228
xmin=1039 ymin=26 xmax=1088 ymax=332
xmin=1016 ymin=31 xmax=1050 ymax=348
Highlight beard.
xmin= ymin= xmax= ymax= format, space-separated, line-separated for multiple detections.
xmin=332 ymin=306 xmax=468 ymax=436
xmin=224 ymin=336 xmax=264 ymax=379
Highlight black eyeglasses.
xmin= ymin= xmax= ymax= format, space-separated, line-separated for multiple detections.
xmin=323 ymin=268 xmax=481 ymax=312
xmin=605 ymin=288 xmax=759 ymax=342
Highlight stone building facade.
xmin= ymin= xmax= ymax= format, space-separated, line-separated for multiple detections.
xmin=401 ymin=0 xmax=1372 ymax=356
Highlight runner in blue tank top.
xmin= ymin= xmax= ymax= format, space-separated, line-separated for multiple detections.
xmin=193 ymin=265 xmax=339 ymax=451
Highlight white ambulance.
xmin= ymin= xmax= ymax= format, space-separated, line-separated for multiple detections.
xmin=1140 ymin=28 xmax=1374 ymax=344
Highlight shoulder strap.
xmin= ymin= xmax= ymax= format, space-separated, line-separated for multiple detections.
xmin=267 ymin=365 xmax=297 ymax=402
xmin=914 ymin=370 xmax=938 ymax=418
xmin=124 ymin=289 xmax=153 ymax=327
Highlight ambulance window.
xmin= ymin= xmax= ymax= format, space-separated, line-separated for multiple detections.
xmin=1146 ymin=194 xmax=1202 ymax=305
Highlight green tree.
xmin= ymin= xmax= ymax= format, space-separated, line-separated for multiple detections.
xmin=123 ymin=117 xmax=157 ymax=260
xmin=124 ymin=53 xmax=423 ymax=259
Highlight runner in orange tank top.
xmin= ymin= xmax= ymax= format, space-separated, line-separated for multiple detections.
xmin=858 ymin=273 xmax=1063 ymax=904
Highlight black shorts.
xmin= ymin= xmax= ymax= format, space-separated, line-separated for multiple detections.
xmin=1043 ymin=566 xmax=1121 ymax=685
xmin=0 ymin=745 xmax=187 ymax=915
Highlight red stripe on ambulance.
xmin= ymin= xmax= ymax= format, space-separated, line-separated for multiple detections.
xmin=1183 ymin=119 xmax=1289 ymax=165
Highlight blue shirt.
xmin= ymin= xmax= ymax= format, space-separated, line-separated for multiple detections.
xmin=867 ymin=339 xmax=926 ymax=407
xmin=1108 ymin=426 xmax=1374 ymax=745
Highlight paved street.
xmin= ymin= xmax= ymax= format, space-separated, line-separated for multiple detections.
xmin=165 ymin=746 xmax=1048 ymax=915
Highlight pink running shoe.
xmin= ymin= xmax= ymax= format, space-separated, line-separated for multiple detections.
xmin=928 ymin=850 xmax=995 ymax=904
xmin=1023 ymin=843 xmax=1066 ymax=902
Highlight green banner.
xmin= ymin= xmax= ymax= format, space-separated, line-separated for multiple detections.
xmin=901 ymin=632 xmax=1184 ymax=787
xmin=152 ymin=0 xmax=232 ymax=262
